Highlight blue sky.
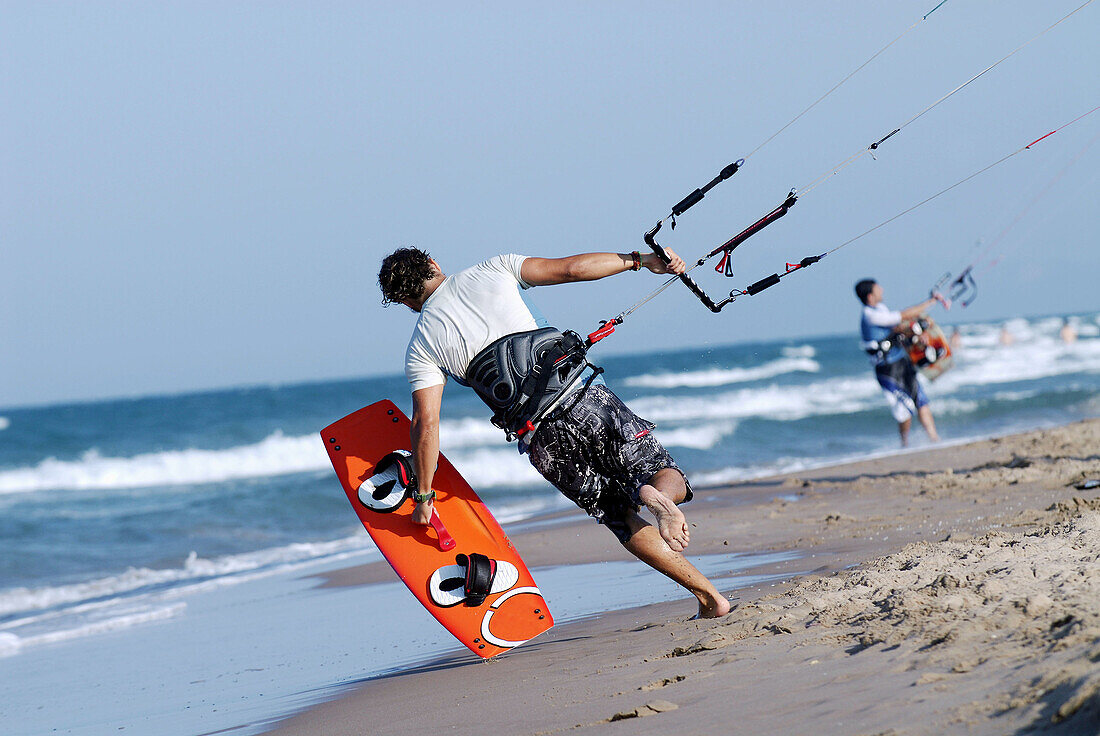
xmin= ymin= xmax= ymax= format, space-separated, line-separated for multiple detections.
xmin=3 ymin=1 xmax=1097 ymax=407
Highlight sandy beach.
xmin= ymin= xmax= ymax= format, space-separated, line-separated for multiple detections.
xmin=266 ymin=418 xmax=1100 ymax=736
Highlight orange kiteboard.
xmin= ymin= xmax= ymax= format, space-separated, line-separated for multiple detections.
xmin=320 ymin=400 xmax=553 ymax=659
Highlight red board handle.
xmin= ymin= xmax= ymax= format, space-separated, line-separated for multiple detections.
xmin=429 ymin=507 xmax=456 ymax=551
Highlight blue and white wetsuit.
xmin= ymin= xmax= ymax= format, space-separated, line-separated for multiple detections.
xmin=860 ymin=303 xmax=929 ymax=422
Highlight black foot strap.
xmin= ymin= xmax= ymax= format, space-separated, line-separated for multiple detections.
xmin=375 ymin=451 xmax=418 ymax=494
xmin=460 ymin=553 xmax=497 ymax=607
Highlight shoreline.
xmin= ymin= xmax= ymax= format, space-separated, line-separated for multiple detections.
xmin=266 ymin=418 xmax=1100 ymax=735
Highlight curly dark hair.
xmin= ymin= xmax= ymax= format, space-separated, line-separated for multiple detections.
xmin=378 ymin=248 xmax=436 ymax=305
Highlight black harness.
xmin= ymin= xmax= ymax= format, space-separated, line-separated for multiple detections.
xmin=465 ymin=327 xmax=601 ymax=442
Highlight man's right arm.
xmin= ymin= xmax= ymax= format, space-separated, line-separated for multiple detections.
xmin=520 ymin=250 xmax=686 ymax=286
xmin=409 ymin=383 xmax=444 ymax=525
xmin=899 ymin=293 xmax=948 ymax=322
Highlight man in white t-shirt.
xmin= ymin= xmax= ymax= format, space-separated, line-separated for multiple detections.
xmin=378 ymin=247 xmax=731 ymax=619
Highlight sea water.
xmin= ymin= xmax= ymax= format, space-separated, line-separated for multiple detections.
xmin=1 ymin=311 xmax=1097 ymax=734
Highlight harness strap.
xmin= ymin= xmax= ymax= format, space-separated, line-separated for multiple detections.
xmin=499 ymin=331 xmax=586 ymax=432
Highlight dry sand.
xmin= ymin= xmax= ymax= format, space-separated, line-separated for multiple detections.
xmin=267 ymin=419 xmax=1100 ymax=735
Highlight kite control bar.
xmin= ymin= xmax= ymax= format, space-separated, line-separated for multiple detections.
xmin=583 ymin=167 xmax=812 ymax=341
xmin=644 ymin=186 xmax=801 ymax=313
xmin=645 ymin=222 xmax=733 ymax=312
xmin=934 ymin=267 xmax=977 ymax=307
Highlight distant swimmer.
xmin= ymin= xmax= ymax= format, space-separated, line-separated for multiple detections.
xmin=949 ymin=326 xmax=962 ymax=351
xmin=378 ymin=247 xmax=731 ymax=618
xmin=855 ymin=279 xmax=950 ymax=447
xmin=999 ymin=325 xmax=1015 ymax=346
xmin=1060 ymin=319 xmax=1077 ymax=344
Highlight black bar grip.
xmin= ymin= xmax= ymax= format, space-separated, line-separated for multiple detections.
xmin=644 ymin=222 xmax=671 ymax=263
xmin=645 ymin=222 xmax=721 ymax=312
xmin=672 ymin=190 xmax=705 ymax=217
xmin=746 ymin=273 xmax=781 ymax=295
xmin=678 ymin=273 xmax=721 ymax=312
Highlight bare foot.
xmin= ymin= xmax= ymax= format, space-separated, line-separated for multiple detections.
xmin=696 ymin=595 xmax=732 ymax=619
xmin=638 ymin=484 xmax=690 ymax=552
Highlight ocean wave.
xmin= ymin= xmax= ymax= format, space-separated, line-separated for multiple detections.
xmin=624 ymin=355 xmax=819 ymax=389
xmin=0 ymin=410 xmax=747 ymax=495
xmin=0 ymin=417 xmax=9 ymax=431
xmin=781 ymin=345 xmax=817 ymax=359
xmin=936 ymin=399 xmax=981 ymax=415
xmin=628 ymin=376 xmax=880 ymax=424
xmin=0 ymin=603 xmax=187 ymax=658
xmin=687 ymin=430 xmax=1000 ymax=489
xmin=0 ymin=413 xmax=554 ymax=495
xmin=0 ymin=431 xmax=332 ymax=495
xmin=938 ymin=334 xmax=1100 ymax=391
xmin=439 ymin=416 xmax=504 ymax=447
xmin=0 ymin=492 xmax=569 ymax=657
xmin=447 ymin=447 xmax=546 ymax=488
xmin=0 ymin=536 xmax=373 ymax=618
xmin=653 ymin=421 xmax=738 ymax=450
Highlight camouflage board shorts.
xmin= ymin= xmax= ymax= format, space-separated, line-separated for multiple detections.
xmin=526 ymin=384 xmax=692 ymax=544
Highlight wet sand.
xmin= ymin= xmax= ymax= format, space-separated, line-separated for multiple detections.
xmin=267 ymin=419 xmax=1100 ymax=735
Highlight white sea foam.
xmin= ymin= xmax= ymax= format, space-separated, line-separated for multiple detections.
xmin=439 ymin=416 xmax=504 ymax=448
xmin=624 ymin=355 xmax=819 ymax=389
xmin=781 ymin=345 xmax=816 ymax=358
xmin=629 ymin=375 xmax=880 ymax=424
xmin=687 ymin=431 xmax=996 ymax=489
xmin=1078 ymin=321 xmax=1099 ymax=337
xmin=0 ymin=431 xmax=332 ymax=495
xmin=447 ymin=447 xmax=546 ymax=488
xmin=0 ymin=416 xmax=9 ymax=431
xmin=0 ymin=632 xmax=21 ymax=656
xmin=691 ymin=458 xmax=819 ymax=487
xmin=0 ymin=415 xmax=738 ymax=497
xmin=653 ymin=422 xmax=737 ymax=450
xmin=936 ymin=399 xmax=981 ymax=415
xmin=0 ymin=415 xmax=548 ymax=495
xmin=938 ymin=331 xmax=1100 ymax=391
xmin=0 ymin=536 xmax=374 ymax=618
xmin=0 ymin=603 xmax=188 ymax=658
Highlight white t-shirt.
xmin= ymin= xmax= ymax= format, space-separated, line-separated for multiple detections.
xmin=405 ymin=254 xmax=541 ymax=392
xmin=861 ymin=302 xmax=903 ymax=332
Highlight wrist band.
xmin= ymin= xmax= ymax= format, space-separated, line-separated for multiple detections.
xmin=412 ymin=488 xmax=436 ymax=504
xmin=630 ymin=251 xmax=642 ymax=271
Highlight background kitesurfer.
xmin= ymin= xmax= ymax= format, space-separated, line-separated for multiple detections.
xmin=378 ymin=247 xmax=731 ymax=619
xmin=854 ymin=279 xmax=949 ymax=447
